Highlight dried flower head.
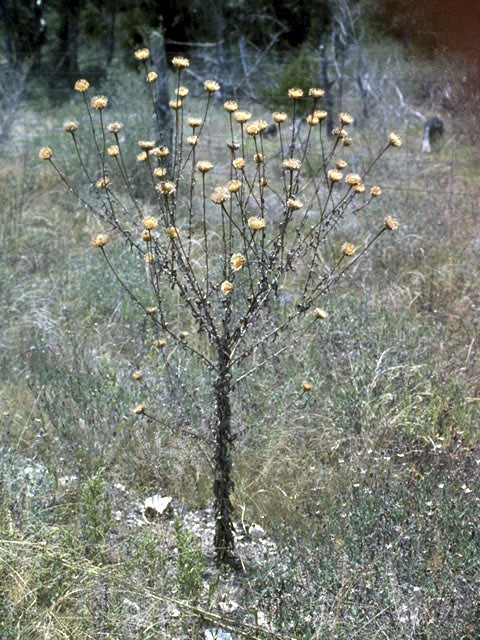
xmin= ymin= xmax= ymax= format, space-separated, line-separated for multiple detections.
xmin=353 ymin=183 xmax=365 ymax=193
xmin=341 ymin=242 xmax=356 ymax=256
xmin=370 ymin=186 xmax=382 ymax=197
xmin=138 ymin=140 xmax=155 ymax=150
xmin=63 ymin=120 xmax=78 ymax=132
xmin=232 ymin=158 xmax=246 ymax=170
xmin=146 ymin=71 xmax=158 ymax=83
xmin=272 ymin=111 xmax=287 ymax=123
xmin=175 ymin=86 xmax=189 ymax=98
xmin=156 ymin=338 xmax=167 ymax=348
xmin=91 ymin=95 xmax=108 ymax=110
xmin=153 ymin=167 xmax=166 ymax=178
xmin=256 ymin=120 xmax=268 ymax=132
xmin=234 ymin=110 xmax=251 ymax=123
xmin=179 ymin=331 xmax=189 ymax=339
xmin=384 ymin=216 xmax=399 ymax=230
xmin=107 ymin=145 xmax=119 ymax=156
xmin=302 ymin=381 xmax=313 ymax=391
xmin=342 ymin=136 xmax=353 ymax=147
xmin=345 ymin=173 xmax=362 ymax=186
xmin=141 ymin=216 xmax=158 ymax=230
xmin=221 ymin=281 xmax=234 ymax=296
xmin=137 ymin=151 xmax=148 ymax=162
xmin=328 ymin=169 xmax=342 ymax=182
xmin=227 ymin=180 xmax=242 ymax=193
xmin=230 ymin=253 xmax=246 ymax=271
xmin=288 ymin=87 xmax=304 ymax=99
xmin=245 ymin=123 xmax=260 ymax=136
xmin=92 ymin=233 xmax=109 ymax=247
xmin=39 ymin=146 xmax=52 ymax=160
xmin=172 ymin=56 xmax=189 ymax=68
xmin=157 ymin=146 xmax=169 ymax=157
xmin=314 ymin=308 xmax=328 ymax=319
xmin=204 ymin=79 xmax=220 ymax=92
xmin=224 ymin=100 xmax=238 ymax=112
xmin=188 ymin=117 xmax=202 ymax=128
xmin=197 ymin=160 xmax=213 ymax=173
xmin=156 ymin=181 xmax=176 ymax=195
xmin=309 ymin=87 xmax=325 ymax=98
xmin=336 ymin=159 xmax=347 ymax=169
xmin=166 ymin=226 xmax=179 ymax=238
xmin=210 ymin=186 xmax=230 ymax=204
xmin=248 ymin=216 xmax=266 ymax=231
xmin=332 ymin=127 xmax=347 ymax=138
xmin=140 ymin=229 xmax=152 ymax=241
xmin=187 ymin=135 xmax=199 ymax=146
xmin=306 ymin=114 xmax=319 ymax=126
xmin=144 ymin=252 xmax=155 ymax=263
xmin=339 ymin=112 xmax=354 ymax=125
xmin=145 ymin=306 xmax=158 ymax=314
xmin=134 ymin=48 xmax=150 ymax=60
xmin=253 ymin=153 xmax=264 ymax=163
xmin=388 ymin=132 xmax=402 ymax=147
xmin=74 ymin=78 xmax=89 ymax=92
xmin=96 ymin=176 xmax=110 ymax=188
xmin=282 ymin=158 xmax=302 ymax=171
xmin=169 ymin=99 xmax=182 ymax=110
xmin=313 ymin=109 xmax=328 ymax=121
xmin=287 ymin=198 xmax=304 ymax=210
xmin=133 ymin=403 xmax=146 ymax=414
xmin=107 ymin=121 xmax=123 ymax=133
xmin=132 ymin=370 xmax=143 ymax=380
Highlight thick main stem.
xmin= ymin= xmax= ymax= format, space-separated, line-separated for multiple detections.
xmin=213 ymin=342 xmax=235 ymax=565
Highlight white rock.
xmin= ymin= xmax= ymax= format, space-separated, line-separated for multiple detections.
xmin=205 ymin=629 xmax=232 ymax=640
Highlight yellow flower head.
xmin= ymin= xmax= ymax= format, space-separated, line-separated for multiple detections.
xmin=309 ymin=87 xmax=325 ymax=98
xmin=63 ymin=120 xmax=78 ymax=132
xmin=146 ymin=71 xmax=158 ymax=83
xmin=253 ymin=153 xmax=264 ymax=163
xmin=248 ymin=216 xmax=266 ymax=231
xmin=302 ymin=381 xmax=313 ymax=391
xmin=288 ymin=87 xmax=304 ymax=99
xmin=137 ymin=151 xmax=148 ymax=162
xmin=224 ymin=100 xmax=238 ymax=112
xmin=39 ymin=146 xmax=52 ymax=160
xmin=141 ymin=216 xmax=158 ymax=230
xmin=230 ymin=253 xmax=246 ymax=271
xmin=227 ymin=179 xmax=242 ymax=193
xmin=179 ymin=331 xmax=189 ymax=339
xmin=282 ymin=158 xmax=302 ymax=171
xmin=234 ymin=110 xmax=251 ymax=123
xmin=107 ymin=121 xmax=123 ymax=133
xmin=153 ymin=167 xmax=166 ymax=178
xmin=353 ymin=183 xmax=365 ymax=193
xmin=341 ymin=242 xmax=356 ymax=256
xmin=313 ymin=109 xmax=328 ymax=121
xmin=91 ymin=95 xmax=108 ymax=110
xmin=232 ymin=157 xmax=246 ymax=170
xmin=156 ymin=338 xmax=167 ymax=348
xmin=134 ymin=48 xmax=150 ymax=60
xmin=145 ymin=306 xmax=158 ymax=314
xmin=132 ymin=370 xmax=143 ymax=380
xmin=328 ymin=169 xmax=343 ymax=182
xmin=245 ymin=123 xmax=260 ymax=136
xmin=220 ymin=281 xmax=234 ymax=296
xmin=187 ymin=135 xmax=199 ymax=146
xmin=345 ymin=173 xmax=362 ymax=186
xmin=272 ymin=111 xmax=287 ymax=123
xmin=342 ymin=135 xmax=353 ymax=147
xmin=336 ymin=159 xmax=347 ymax=169
xmin=314 ymin=308 xmax=328 ymax=319
xmin=74 ymin=78 xmax=89 ymax=92
xmin=175 ymin=86 xmax=189 ymax=98
xmin=384 ymin=216 xmax=399 ymax=230
xmin=197 ymin=160 xmax=213 ymax=173
xmin=169 ymin=99 xmax=182 ymax=110
xmin=172 ymin=56 xmax=189 ymax=68
xmin=92 ymin=233 xmax=109 ymax=247
xmin=204 ymin=79 xmax=220 ymax=92
xmin=133 ymin=403 xmax=146 ymax=414
xmin=138 ymin=140 xmax=155 ymax=150
xmin=157 ymin=146 xmax=169 ymax=157
xmin=388 ymin=132 xmax=402 ymax=147
xmin=140 ymin=229 xmax=152 ymax=241
xmin=156 ymin=181 xmax=176 ymax=195
xmin=188 ymin=117 xmax=202 ymax=128
xmin=166 ymin=226 xmax=179 ymax=238
xmin=96 ymin=176 xmax=110 ymax=188
xmin=370 ymin=186 xmax=382 ymax=197
xmin=107 ymin=145 xmax=119 ymax=156
xmin=144 ymin=252 xmax=155 ymax=263
xmin=287 ymin=198 xmax=303 ymax=210
xmin=210 ymin=186 xmax=230 ymax=204
xmin=306 ymin=114 xmax=319 ymax=126
xmin=339 ymin=112 xmax=354 ymax=125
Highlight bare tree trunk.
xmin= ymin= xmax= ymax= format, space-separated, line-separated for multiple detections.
xmin=150 ymin=30 xmax=172 ymax=149
xmin=213 ymin=340 xmax=235 ymax=565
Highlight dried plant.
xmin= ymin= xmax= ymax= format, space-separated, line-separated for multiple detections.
xmin=39 ymin=47 xmax=401 ymax=565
